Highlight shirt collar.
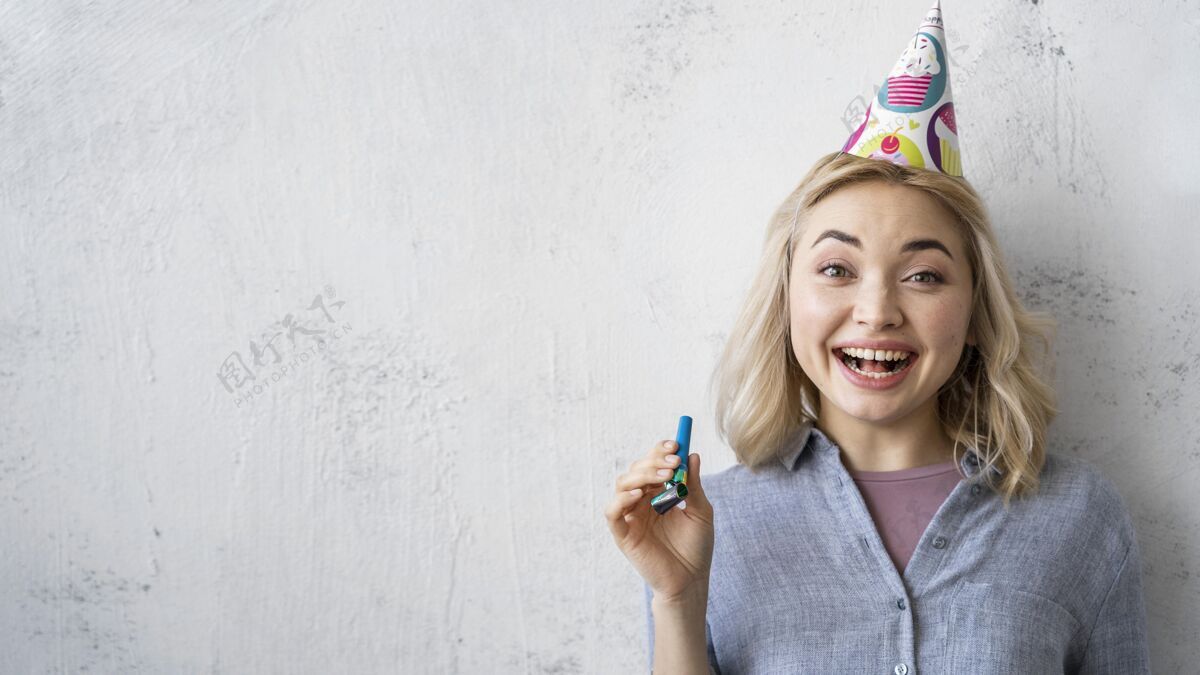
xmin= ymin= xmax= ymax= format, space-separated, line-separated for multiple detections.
xmin=776 ymin=419 xmax=828 ymax=470
xmin=777 ymin=419 xmax=1003 ymax=480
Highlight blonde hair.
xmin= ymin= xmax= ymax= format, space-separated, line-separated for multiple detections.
xmin=707 ymin=152 xmax=1057 ymax=508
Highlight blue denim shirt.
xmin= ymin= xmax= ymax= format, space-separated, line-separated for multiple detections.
xmin=644 ymin=421 xmax=1151 ymax=673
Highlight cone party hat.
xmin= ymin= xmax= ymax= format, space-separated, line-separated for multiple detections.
xmin=841 ymin=0 xmax=963 ymax=176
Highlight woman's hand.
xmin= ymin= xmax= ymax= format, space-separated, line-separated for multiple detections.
xmin=604 ymin=440 xmax=715 ymax=602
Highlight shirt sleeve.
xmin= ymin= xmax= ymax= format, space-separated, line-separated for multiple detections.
xmin=643 ymin=582 xmax=722 ymax=674
xmin=1077 ymin=537 xmax=1152 ymax=673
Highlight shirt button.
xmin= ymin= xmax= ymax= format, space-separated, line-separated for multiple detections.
xmin=971 ymin=484 xmax=981 ymax=496
xmin=894 ymin=664 xmax=908 ymax=675
xmin=932 ymin=536 xmax=947 ymax=549
xmin=896 ymin=598 xmax=906 ymax=610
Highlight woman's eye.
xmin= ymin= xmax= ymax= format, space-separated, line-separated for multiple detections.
xmin=817 ymin=264 xmax=942 ymax=283
xmin=910 ymin=270 xmax=943 ymax=284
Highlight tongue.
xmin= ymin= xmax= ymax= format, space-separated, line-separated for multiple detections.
xmin=860 ymin=358 xmax=891 ymax=373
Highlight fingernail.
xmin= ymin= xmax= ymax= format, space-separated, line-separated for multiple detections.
xmin=665 ymin=441 xmax=675 ymax=449
xmin=657 ymin=469 xmax=672 ymax=477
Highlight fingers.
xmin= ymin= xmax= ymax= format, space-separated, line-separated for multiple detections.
xmin=649 ymin=438 xmax=684 ymax=469
xmin=615 ymin=450 xmax=682 ymax=492
xmin=683 ymin=453 xmax=709 ymax=510
xmin=647 ymin=439 xmax=683 ymax=464
xmin=604 ymin=486 xmax=645 ymax=542
xmin=606 ymin=439 xmax=694 ymax=540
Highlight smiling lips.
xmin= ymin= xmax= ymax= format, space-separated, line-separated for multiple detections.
xmin=838 ymin=346 xmax=913 ymax=364
xmin=833 ymin=347 xmax=918 ymax=386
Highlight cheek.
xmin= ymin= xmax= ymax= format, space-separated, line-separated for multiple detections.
xmin=923 ymin=296 xmax=972 ymax=348
xmin=790 ymin=291 xmax=842 ymax=371
xmin=790 ymin=279 xmax=841 ymax=321
xmin=790 ymin=289 xmax=837 ymax=338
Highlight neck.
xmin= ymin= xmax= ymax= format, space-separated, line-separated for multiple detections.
xmin=816 ymin=397 xmax=956 ymax=472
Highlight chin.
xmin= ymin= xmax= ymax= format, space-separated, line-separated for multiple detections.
xmin=837 ymin=401 xmax=913 ymax=424
xmin=825 ymin=384 xmax=929 ymax=420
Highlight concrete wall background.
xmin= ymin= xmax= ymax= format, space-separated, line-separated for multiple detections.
xmin=2 ymin=0 xmax=1196 ymax=672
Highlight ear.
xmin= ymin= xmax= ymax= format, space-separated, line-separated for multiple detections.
xmin=965 ymin=326 xmax=977 ymax=348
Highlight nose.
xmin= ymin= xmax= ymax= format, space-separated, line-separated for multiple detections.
xmin=852 ymin=276 xmax=903 ymax=330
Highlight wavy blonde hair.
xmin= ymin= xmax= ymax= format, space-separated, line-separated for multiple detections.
xmin=707 ymin=151 xmax=1057 ymax=508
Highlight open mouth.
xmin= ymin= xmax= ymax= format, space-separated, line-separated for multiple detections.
xmin=834 ymin=347 xmax=917 ymax=379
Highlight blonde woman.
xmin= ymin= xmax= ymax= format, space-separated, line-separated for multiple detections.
xmin=605 ymin=147 xmax=1151 ymax=673
xmin=605 ymin=3 xmax=1150 ymax=671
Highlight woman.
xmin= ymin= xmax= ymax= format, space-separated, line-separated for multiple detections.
xmin=604 ymin=148 xmax=1151 ymax=673
xmin=605 ymin=3 xmax=1151 ymax=670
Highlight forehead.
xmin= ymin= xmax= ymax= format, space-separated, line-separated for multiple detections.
xmin=800 ymin=181 xmax=963 ymax=250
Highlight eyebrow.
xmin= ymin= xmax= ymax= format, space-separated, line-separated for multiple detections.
xmin=810 ymin=228 xmax=954 ymax=261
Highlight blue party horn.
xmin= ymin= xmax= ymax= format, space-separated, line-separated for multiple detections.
xmin=650 ymin=416 xmax=691 ymax=514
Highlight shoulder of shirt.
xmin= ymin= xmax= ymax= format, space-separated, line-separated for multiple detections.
xmin=1039 ymin=452 xmax=1130 ymax=512
xmin=1033 ymin=451 xmax=1139 ymax=550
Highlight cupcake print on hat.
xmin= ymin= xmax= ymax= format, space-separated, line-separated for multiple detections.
xmin=880 ymin=32 xmax=947 ymax=112
xmin=862 ymin=132 xmax=926 ymax=169
xmin=840 ymin=0 xmax=964 ymax=177
xmin=927 ymin=102 xmax=961 ymax=175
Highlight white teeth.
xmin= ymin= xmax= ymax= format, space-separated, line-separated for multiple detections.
xmin=839 ymin=347 xmax=913 ymax=361
xmin=845 ymin=357 xmax=908 ymax=379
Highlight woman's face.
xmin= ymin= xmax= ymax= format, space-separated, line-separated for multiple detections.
xmin=789 ymin=180 xmax=975 ymax=426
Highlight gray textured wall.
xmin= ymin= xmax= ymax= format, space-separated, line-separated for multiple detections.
xmin=2 ymin=1 xmax=1196 ymax=672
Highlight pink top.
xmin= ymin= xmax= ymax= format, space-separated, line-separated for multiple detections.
xmin=848 ymin=459 xmax=962 ymax=577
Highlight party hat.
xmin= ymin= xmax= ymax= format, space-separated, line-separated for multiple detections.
xmin=841 ymin=0 xmax=963 ymax=176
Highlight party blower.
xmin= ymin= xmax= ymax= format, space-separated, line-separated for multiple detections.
xmin=651 ymin=415 xmax=692 ymax=514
